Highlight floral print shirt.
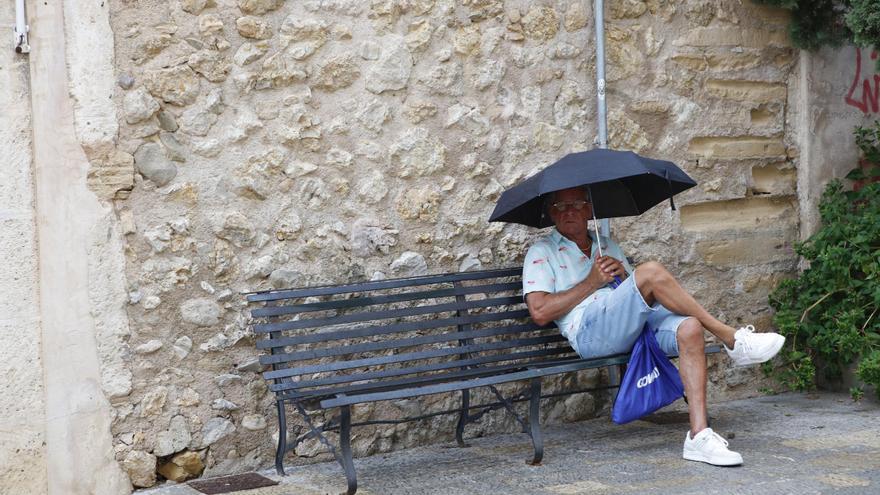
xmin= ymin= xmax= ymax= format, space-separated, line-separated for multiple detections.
xmin=522 ymin=228 xmax=634 ymax=345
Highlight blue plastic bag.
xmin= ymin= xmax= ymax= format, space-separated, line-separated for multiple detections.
xmin=611 ymin=324 xmax=685 ymax=424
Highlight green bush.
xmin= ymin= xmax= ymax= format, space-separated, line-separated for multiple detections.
xmin=768 ymin=124 xmax=880 ymax=399
xmin=847 ymin=0 xmax=880 ymax=49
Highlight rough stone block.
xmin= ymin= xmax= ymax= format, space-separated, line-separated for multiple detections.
xmin=123 ymin=450 xmax=157 ymax=488
xmin=563 ymin=2 xmax=587 ymax=31
xmin=144 ymin=66 xmax=200 ymax=106
xmin=610 ymin=0 xmax=647 ymax=19
xmin=706 ymin=80 xmax=786 ymax=103
xmin=688 ymin=136 xmax=786 ymax=159
xmin=675 ymin=27 xmax=790 ymax=48
xmin=696 ymin=231 xmax=795 ymax=266
xmin=521 ymin=6 xmax=559 ymax=41
xmin=746 ymin=3 xmax=792 ymax=26
xmin=238 ymin=0 xmax=281 ymax=15
xmin=159 ymin=451 xmax=204 ymax=482
xmin=737 ymin=272 xmax=790 ymax=298
xmin=706 ymin=50 xmax=794 ymax=72
xmin=669 ymin=54 xmax=707 ymax=71
xmin=670 ymin=51 xmax=783 ymax=73
xmin=606 ymin=27 xmax=643 ymax=81
xmin=608 ymin=110 xmax=649 ymax=152
xmin=750 ymin=105 xmax=778 ymax=127
xmin=751 ymin=164 xmax=796 ymax=195
xmin=680 ymin=196 xmax=796 ymax=232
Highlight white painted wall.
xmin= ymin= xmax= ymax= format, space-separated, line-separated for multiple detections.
xmin=0 ymin=1 xmax=47 ymax=493
xmin=17 ymin=1 xmax=129 ymax=494
xmin=795 ymin=46 xmax=876 ymax=239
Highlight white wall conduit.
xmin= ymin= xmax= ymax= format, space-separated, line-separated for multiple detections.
xmin=14 ymin=0 xmax=29 ymax=53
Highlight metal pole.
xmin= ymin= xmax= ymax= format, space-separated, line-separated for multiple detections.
xmin=595 ymin=0 xmax=607 ymax=149
xmin=594 ymin=0 xmax=610 ymax=236
xmin=14 ymin=0 xmax=31 ymax=53
xmin=587 ymin=185 xmax=604 ymax=257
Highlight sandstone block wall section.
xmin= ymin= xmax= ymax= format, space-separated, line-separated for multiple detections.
xmin=102 ymin=0 xmax=795 ymax=486
xmin=0 ymin=3 xmax=46 ymax=493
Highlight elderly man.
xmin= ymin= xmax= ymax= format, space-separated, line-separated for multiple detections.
xmin=523 ymin=186 xmax=785 ymax=466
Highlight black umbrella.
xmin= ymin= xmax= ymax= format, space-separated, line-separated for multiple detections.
xmin=489 ymin=149 xmax=697 ymax=229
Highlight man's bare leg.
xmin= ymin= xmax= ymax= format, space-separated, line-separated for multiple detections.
xmin=677 ymin=318 xmax=709 ymax=435
xmin=634 ymin=262 xmax=737 ymax=348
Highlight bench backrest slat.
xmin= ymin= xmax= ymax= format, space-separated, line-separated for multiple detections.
xmin=251 ymin=281 xmax=521 ymax=318
xmin=262 ymin=333 xmax=566 ymax=376
xmin=260 ymin=321 xmax=549 ymax=363
xmin=256 ymin=309 xmax=536 ymax=349
xmin=253 ymin=295 xmax=524 ymax=334
xmin=247 ymin=267 xmax=522 ymax=302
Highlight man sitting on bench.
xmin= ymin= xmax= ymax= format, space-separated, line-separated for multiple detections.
xmin=523 ymin=186 xmax=785 ymax=466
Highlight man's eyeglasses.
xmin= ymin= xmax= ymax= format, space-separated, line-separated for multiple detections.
xmin=551 ymin=200 xmax=590 ymax=212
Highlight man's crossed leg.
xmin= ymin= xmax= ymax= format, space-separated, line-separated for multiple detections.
xmin=576 ymin=261 xmax=784 ymax=466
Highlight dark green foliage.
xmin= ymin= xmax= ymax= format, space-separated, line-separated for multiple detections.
xmin=855 ymin=122 xmax=880 ymax=163
xmin=753 ymin=0 xmax=852 ymax=50
xmin=768 ymin=122 xmax=880 ymax=400
xmin=848 ymin=0 xmax=880 ymax=49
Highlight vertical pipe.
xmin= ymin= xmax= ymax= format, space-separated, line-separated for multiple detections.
xmin=14 ymin=0 xmax=30 ymax=53
xmin=595 ymin=0 xmax=607 ymax=149
xmin=594 ymin=0 xmax=611 ymax=236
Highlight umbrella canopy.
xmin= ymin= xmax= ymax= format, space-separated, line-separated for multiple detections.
xmin=489 ymin=149 xmax=697 ymax=228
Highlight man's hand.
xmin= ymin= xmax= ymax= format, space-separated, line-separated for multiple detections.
xmin=587 ymin=251 xmax=627 ymax=287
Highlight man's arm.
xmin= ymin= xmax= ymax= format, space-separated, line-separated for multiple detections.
xmin=525 ymin=253 xmax=617 ymax=326
xmin=526 ymin=278 xmax=604 ymax=326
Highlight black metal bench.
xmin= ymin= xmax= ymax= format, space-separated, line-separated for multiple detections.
xmin=247 ymin=267 xmax=719 ymax=495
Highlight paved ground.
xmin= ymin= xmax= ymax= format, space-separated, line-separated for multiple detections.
xmin=143 ymin=392 xmax=880 ymax=495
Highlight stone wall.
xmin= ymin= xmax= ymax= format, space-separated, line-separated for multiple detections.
xmin=94 ymin=0 xmax=804 ymax=488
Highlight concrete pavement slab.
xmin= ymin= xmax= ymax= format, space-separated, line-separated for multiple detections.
xmin=141 ymin=392 xmax=880 ymax=495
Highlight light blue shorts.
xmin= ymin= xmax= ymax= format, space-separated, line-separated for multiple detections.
xmin=572 ymin=271 xmax=694 ymax=359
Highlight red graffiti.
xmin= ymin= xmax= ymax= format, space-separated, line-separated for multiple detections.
xmin=845 ymin=48 xmax=880 ymax=113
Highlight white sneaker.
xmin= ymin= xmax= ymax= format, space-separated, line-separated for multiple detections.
xmin=724 ymin=325 xmax=785 ymax=367
xmin=683 ymin=428 xmax=743 ymax=466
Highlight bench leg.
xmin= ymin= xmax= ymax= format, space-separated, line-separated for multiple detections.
xmin=338 ymin=405 xmax=358 ymax=495
xmin=455 ymin=389 xmax=471 ymax=447
xmin=527 ymin=377 xmax=544 ymax=466
xmin=275 ymin=400 xmax=288 ymax=476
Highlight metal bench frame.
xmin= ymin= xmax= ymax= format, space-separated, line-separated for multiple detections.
xmin=247 ymin=267 xmax=718 ymax=495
